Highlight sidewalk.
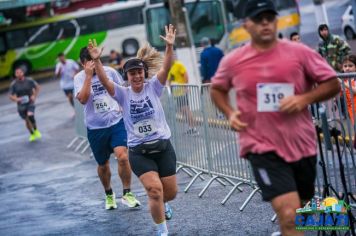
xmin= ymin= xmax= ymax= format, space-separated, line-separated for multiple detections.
xmin=0 ymin=79 xmax=284 ymax=235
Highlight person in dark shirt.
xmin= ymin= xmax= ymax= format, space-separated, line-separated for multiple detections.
xmin=9 ymin=67 xmax=41 ymax=142
xmin=200 ymin=37 xmax=224 ymax=84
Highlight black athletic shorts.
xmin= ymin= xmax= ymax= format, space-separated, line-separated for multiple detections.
xmin=247 ymin=152 xmax=317 ymax=201
xmin=63 ymin=89 xmax=74 ymax=96
xmin=18 ymin=103 xmax=35 ymax=119
xmin=128 ymin=139 xmax=176 ymax=178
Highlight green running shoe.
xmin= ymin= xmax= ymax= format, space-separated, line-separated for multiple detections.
xmin=29 ymin=133 xmax=36 ymax=142
xmin=121 ymin=192 xmax=141 ymax=208
xmin=105 ymin=193 xmax=117 ymax=210
xmin=34 ymin=129 xmax=42 ymax=139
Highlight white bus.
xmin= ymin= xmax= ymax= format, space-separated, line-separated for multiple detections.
xmin=0 ymin=0 xmax=146 ymax=78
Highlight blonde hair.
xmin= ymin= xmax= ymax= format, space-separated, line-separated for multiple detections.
xmin=136 ymin=43 xmax=163 ymax=78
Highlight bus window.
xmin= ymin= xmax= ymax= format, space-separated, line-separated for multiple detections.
xmin=104 ymin=7 xmax=142 ymax=29
xmin=146 ymin=7 xmax=170 ymax=48
xmin=26 ymin=25 xmax=54 ymax=46
xmin=51 ymin=20 xmax=77 ymax=40
xmin=0 ymin=35 xmax=6 ymax=54
xmin=186 ymin=1 xmax=225 ymax=45
xmin=6 ymin=30 xmax=27 ymax=49
xmin=77 ymin=17 xmax=97 ymax=36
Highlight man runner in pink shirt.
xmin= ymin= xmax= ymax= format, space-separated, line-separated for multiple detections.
xmin=210 ymin=0 xmax=340 ymax=235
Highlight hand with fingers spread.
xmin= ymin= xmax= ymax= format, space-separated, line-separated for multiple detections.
xmin=87 ymin=39 xmax=104 ymax=60
xmin=279 ymin=95 xmax=308 ymax=114
xmin=228 ymin=110 xmax=248 ymax=132
xmin=84 ymin=60 xmax=95 ymax=78
xmin=160 ymin=24 xmax=176 ymax=46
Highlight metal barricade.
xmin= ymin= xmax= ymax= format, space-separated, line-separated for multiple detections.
xmin=160 ymin=84 xmax=261 ymax=210
xmin=67 ymin=99 xmax=90 ymax=155
xmin=199 ymin=85 xmax=258 ymax=205
xmin=162 ymin=85 xmax=211 ymax=192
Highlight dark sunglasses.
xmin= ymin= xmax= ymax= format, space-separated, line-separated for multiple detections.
xmin=251 ymin=13 xmax=276 ymax=24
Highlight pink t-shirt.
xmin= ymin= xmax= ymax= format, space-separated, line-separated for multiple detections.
xmin=212 ymin=40 xmax=337 ymax=162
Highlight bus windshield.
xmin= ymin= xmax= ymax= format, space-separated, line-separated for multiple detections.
xmin=145 ymin=0 xmax=225 ymax=49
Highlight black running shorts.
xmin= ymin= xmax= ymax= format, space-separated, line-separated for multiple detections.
xmin=18 ymin=103 xmax=35 ymax=119
xmin=247 ymin=152 xmax=317 ymax=201
xmin=128 ymin=139 xmax=177 ymax=178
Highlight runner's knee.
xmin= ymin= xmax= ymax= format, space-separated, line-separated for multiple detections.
xmin=146 ymin=185 xmax=163 ymax=201
xmin=98 ymin=160 xmax=110 ymax=170
xmin=164 ymin=187 xmax=177 ymax=201
xmin=278 ymin=206 xmax=296 ymax=225
xmin=115 ymin=148 xmax=129 ymax=164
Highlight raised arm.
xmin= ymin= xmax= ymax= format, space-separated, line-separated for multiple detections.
xmin=157 ymin=24 xmax=176 ymax=85
xmin=87 ymin=39 xmax=115 ymax=96
xmin=76 ymin=61 xmax=94 ymax=104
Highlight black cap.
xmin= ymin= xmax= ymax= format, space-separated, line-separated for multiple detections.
xmin=244 ymin=0 xmax=278 ymax=18
xmin=123 ymin=58 xmax=145 ymax=73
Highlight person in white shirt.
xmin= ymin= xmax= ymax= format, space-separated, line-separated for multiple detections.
xmin=55 ymin=53 xmax=79 ymax=108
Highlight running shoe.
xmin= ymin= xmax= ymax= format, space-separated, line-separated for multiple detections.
xmin=271 ymin=231 xmax=282 ymax=236
xmin=105 ymin=193 xmax=117 ymax=210
xmin=34 ymin=129 xmax=42 ymax=139
xmin=29 ymin=133 xmax=36 ymax=142
xmin=156 ymin=230 xmax=168 ymax=236
xmin=165 ymin=203 xmax=173 ymax=220
xmin=121 ymin=192 xmax=141 ymax=208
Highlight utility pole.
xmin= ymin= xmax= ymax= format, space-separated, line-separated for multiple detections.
xmin=313 ymin=0 xmax=329 ymax=26
xmin=167 ymin=0 xmax=200 ymax=85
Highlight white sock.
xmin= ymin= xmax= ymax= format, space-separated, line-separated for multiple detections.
xmin=156 ymin=220 xmax=168 ymax=234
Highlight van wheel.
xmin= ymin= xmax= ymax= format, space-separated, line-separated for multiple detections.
xmin=344 ymin=27 xmax=355 ymax=40
xmin=122 ymin=39 xmax=139 ymax=57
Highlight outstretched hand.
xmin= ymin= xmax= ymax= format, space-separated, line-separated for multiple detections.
xmin=160 ymin=24 xmax=176 ymax=46
xmin=87 ymin=39 xmax=103 ymax=60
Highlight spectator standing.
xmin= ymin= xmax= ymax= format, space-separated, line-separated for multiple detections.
xmin=317 ymin=24 xmax=350 ymax=72
xmin=200 ymin=37 xmax=224 ymax=84
xmin=167 ymin=60 xmax=198 ymax=135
